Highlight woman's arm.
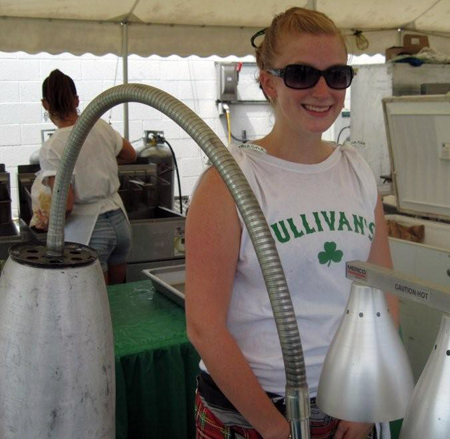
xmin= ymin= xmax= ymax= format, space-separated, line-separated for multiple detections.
xmin=117 ymin=139 xmax=137 ymax=164
xmin=367 ymin=195 xmax=399 ymax=327
xmin=185 ymin=168 xmax=290 ymax=439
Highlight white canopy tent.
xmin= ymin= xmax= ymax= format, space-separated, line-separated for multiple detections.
xmin=2 ymin=0 xmax=450 ymax=137
xmin=2 ymin=0 xmax=450 ymax=57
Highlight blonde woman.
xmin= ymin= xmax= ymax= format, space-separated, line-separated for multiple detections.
xmin=186 ymin=8 xmax=397 ymax=439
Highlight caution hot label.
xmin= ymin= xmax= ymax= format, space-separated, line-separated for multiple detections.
xmin=395 ymin=283 xmax=429 ymax=301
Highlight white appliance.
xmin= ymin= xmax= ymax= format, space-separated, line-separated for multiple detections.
xmin=383 ymin=94 xmax=450 ymax=381
xmin=350 ymin=63 xmax=450 ymax=188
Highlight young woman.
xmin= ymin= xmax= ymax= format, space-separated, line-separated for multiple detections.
xmin=39 ymin=69 xmax=137 ymax=284
xmin=185 ymin=7 xmax=397 ymax=439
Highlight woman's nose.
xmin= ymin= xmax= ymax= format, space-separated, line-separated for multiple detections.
xmin=310 ymin=76 xmax=331 ymax=98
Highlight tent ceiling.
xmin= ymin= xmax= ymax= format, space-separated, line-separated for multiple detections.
xmin=1 ymin=0 xmax=450 ymax=57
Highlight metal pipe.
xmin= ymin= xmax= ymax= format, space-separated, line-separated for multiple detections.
xmin=122 ymin=21 xmax=129 ymax=139
xmin=398 ymin=28 xmax=403 ymax=46
xmin=306 ymin=0 xmax=316 ymax=10
xmin=46 ymin=83 xmax=310 ymax=437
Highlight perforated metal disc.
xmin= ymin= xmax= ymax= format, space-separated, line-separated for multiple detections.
xmin=9 ymin=242 xmax=98 ymax=269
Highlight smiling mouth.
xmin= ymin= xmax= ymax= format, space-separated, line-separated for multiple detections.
xmin=302 ymin=104 xmax=332 ymax=113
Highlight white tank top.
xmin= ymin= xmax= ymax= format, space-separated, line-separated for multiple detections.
xmin=199 ymin=142 xmax=378 ymax=398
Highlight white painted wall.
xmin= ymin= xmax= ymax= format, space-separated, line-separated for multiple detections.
xmin=0 ymin=51 xmax=380 ymax=217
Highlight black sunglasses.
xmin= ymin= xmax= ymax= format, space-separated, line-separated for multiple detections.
xmin=267 ymin=64 xmax=354 ymax=90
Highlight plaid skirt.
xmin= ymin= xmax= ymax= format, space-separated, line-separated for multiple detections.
xmin=195 ymin=372 xmax=376 ymax=439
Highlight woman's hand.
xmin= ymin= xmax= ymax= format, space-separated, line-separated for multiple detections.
xmin=34 ymin=208 xmax=49 ymax=230
xmin=334 ymin=420 xmax=374 ymax=439
xmin=261 ymin=418 xmax=290 ymax=439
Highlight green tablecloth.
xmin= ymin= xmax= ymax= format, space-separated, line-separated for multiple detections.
xmin=108 ymin=280 xmax=200 ymax=439
xmin=108 ymin=281 xmax=403 ymax=439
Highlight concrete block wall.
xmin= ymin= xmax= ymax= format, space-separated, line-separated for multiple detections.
xmin=0 ymin=51 xmax=359 ymax=218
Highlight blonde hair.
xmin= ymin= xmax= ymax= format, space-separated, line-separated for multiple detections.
xmin=255 ymin=7 xmax=347 ymax=72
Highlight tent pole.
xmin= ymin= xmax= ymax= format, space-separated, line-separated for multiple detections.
xmin=307 ymin=0 xmax=316 ymax=10
xmin=398 ymin=28 xmax=404 ymax=46
xmin=121 ymin=21 xmax=130 ymax=139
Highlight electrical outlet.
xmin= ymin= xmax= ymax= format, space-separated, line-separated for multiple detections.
xmin=441 ymin=142 xmax=450 ymax=160
xmin=41 ymin=129 xmax=56 ymax=145
xmin=216 ymin=62 xmax=238 ymax=101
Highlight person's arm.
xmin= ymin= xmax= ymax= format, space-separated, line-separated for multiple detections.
xmin=185 ymin=168 xmax=290 ymax=439
xmin=334 ymin=422 xmax=374 ymax=439
xmin=117 ymin=138 xmax=137 ymax=164
xmin=367 ymin=195 xmax=399 ymax=327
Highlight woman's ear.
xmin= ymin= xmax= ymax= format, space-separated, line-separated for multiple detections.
xmin=259 ymin=71 xmax=278 ymax=100
xmin=41 ymin=99 xmax=49 ymax=111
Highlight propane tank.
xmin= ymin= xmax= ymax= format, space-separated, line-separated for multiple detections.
xmin=136 ymin=130 xmax=174 ymax=209
xmin=0 ymin=243 xmax=115 ymax=439
xmin=29 ymin=149 xmax=40 ymax=165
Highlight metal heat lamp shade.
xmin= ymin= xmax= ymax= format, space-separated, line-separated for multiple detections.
xmin=316 ymin=282 xmax=414 ymax=423
xmin=399 ymin=313 xmax=450 ymax=438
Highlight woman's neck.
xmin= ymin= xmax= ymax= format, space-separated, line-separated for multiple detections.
xmin=254 ymin=125 xmax=334 ymax=164
xmin=52 ymin=113 xmax=79 ymax=129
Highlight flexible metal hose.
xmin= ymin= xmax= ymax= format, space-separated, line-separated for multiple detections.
xmin=46 ymin=84 xmax=310 ymax=436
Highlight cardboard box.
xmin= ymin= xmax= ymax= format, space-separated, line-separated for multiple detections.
xmin=403 ymin=34 xmax=429 ymax=54
xmin=385 ymin=46 xmax=408 ymax=61
xmin=385 ymin=34 xmax=430 ymax=61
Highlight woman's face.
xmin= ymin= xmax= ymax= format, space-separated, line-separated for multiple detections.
xmin=261 ymin=33 xmax=348 ymax=136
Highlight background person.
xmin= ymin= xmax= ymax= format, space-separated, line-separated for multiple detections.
xmin=185 ymin=7 xmax=397 ymax=439
xmin=38 ymin=69 xmax=137 ymax=285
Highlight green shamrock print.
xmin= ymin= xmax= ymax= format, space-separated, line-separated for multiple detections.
xmin=318 ymin=241 xmax=343 ymax=266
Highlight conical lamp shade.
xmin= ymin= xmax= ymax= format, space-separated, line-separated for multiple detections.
xmin=400 ymin=314 xmax=450 ymax=439
xmin=316 ymin=282 xmax=414 ymax=423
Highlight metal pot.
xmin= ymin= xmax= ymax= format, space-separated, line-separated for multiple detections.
xmin=0 ymin=243 xmax=115 ymax=439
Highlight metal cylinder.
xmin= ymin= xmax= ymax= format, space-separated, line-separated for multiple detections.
xmin=29 ymin=149 xmax=40 ymax=165
xmin=400 ymin=314 xmax=450 ymax=439
xmin=0 ymin=244 xmax=115 ymax=439
xmin=137 ymin=131 xmax=175 ymax=209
